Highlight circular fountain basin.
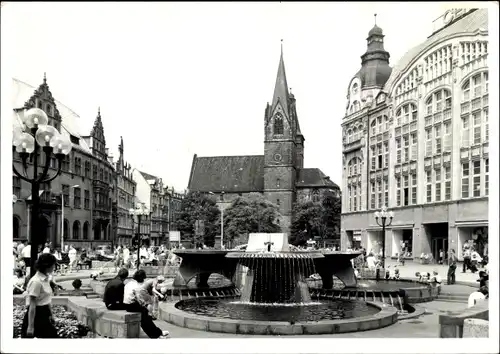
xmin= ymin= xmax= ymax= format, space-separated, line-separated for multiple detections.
xmin=160 ymin=299 xmax=398 ymax=335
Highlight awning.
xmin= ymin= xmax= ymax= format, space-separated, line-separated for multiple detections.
xmin=455 ymin=220 xmax=489 ymax=227
xmin=388 ymin=223 xmax=415 ymax=230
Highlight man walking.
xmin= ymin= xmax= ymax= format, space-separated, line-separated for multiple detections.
xmin=447 ymin=249 xmax=457 ymax=285
xmin=462 ymin=246 xmax=471 ymax=273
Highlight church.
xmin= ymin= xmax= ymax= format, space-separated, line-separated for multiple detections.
xmin=187 ymin=46 xmax=340 ymax=233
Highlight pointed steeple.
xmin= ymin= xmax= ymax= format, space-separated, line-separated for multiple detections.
xmin=43 ymin=72 xmax=47 ymax=84
xmin=271 ymin=40 xmax=290 ymax=115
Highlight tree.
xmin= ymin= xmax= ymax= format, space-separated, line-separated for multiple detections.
xmin=223 ymin=193 xmax=281 ymax=245
xmin=176 ymin=191 xmax=220 ymax=247
xmin=290 ymin=201 xmax=323 ymax=246
xmin=290 ymin=190 xmax=341 ymax=246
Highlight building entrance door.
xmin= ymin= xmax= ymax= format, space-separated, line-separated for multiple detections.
xmin=432 ymin=238 xmax=448 ymax=263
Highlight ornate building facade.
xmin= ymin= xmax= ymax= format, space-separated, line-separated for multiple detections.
xmin=341 ymin=9 xmax=489 ymax=261
xmin=12 ymin=76 xmax=113 ymax=249
xmin=114 ymin=137 xmax=137 ymax=246
xmin=188 ymin=47 xmax=340 ymax=235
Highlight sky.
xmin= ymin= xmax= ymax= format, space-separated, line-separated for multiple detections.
xmin=2 ymin=2 xmax=457 ymax=191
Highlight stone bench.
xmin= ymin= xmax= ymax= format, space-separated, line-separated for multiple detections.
xmin=14 ymin=295 xmax=141 ymax=338
xmin=142 ymin=265 xmax=179 ymax=278
xmin=439 ymin=300 xmax=489 ymax=338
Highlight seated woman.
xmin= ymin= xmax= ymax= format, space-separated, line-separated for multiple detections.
xmin=123 ymin=270 xmax=169 ymax=339
xmin=13 ymin=268 xmax=26 ymax=295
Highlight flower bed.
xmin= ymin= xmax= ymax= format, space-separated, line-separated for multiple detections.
xmin=13 ymin=305 xmax=91 ymax=338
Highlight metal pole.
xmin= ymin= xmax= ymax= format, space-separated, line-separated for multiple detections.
xmin=29 ymin=147 xmax=39 ymax=277
xmin=137 ymin=215 xmax=141 ymax=269
xmin=221 ymin=206 xmax=224 ymax=249
xmin=382 ymin=220 xmax=386 ymax=269
xmin=61 ymin=192 xmax=64 ymax=251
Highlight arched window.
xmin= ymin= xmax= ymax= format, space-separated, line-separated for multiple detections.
xmin=83 ymin=221 xmax=89 ymax=240
xmin=273 ymin=113 xmax=284 ymax=135
xmin=73 ymin=221 xmax=80 ymax=240
xmin=426 ymin=96 xmax=433 ymax=115
xmin=13 ymin=216 xmax=20 ymax=239
xmin=396 ymin=103 xmax=417 ymax=126
xmin=64 ymin=219 xmax=69 ymax=240
xmin=352 ymin=83 xmax=358 ymax=94
xmin=312 ymin=189 xmax=320 ymax=202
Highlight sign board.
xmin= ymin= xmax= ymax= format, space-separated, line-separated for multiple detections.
xmin=169 ymin=231 xmax=180 ymax=242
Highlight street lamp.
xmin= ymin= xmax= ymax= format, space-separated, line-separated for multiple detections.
xmin=208 ymin=191 xmax=225 ymax=249
xmin=374 ymin=205 xmax=394 ymax=280
xmin=61 ymin=184 xmax=79 ymax=251
xmin=13 ymin=108 xmax=72 ymax=278
xmin=129 ymin=203 xmax=150 ymax=269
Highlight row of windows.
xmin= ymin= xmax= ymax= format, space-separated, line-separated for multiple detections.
xmin=462 ymin=159 xmax=489 ymax=198
xmin=460 ymin=41 xmax=488 ymax=67
xmin=425 ymin=122 xmax=452 ymax=156
xmin=371 ymin=142 xmax=389 ymax=169
xmin=370 ymin=179 xmax=389 ymax=209
xmin=63 ymin=220 xmax=90 ymax=240
xmin=425 ymin=167 xmax=452 ymax=203
xmin=396 ymin=174 xmax=418 ymax=206
xmin=346 ymin=184 xmax=362 ymax=212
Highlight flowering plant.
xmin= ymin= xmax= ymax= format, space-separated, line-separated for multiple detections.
xmin=13 ymin=305 xmax=91 ymax=338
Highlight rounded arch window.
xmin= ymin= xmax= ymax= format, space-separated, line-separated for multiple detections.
xmin=352 ymin=83 xmax=359 ymax=94
xmin=83 ymin=221 xmax=89 ymax=240
xmin=73 ymin=221 xmax=80 ymax=240
xmin=13 ymin=216 xmax=21 ymax=239
xmin=64 ymin=219 xmax=69 ymax=240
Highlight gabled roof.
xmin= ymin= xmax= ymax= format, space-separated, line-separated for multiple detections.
xmin=296 ymin=168 xmax=339 ymax=189
xmin=11 ymin=78 xmax=91 ymax=154
xmin=384 ymin=8 xmax=487 ymax=91
xmin=140 ymin=171 xmax=159 ymax=182
xmin=188 ymin=155 xmax=265 ymax=193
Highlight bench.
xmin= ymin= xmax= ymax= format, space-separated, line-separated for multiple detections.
xmin=439 ymin=300 xmax=489 ymax=338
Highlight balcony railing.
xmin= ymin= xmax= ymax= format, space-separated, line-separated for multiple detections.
xmin=343 ymin=139 xmax=363 ymax=153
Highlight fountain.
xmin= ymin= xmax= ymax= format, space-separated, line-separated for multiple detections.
xmin=159 ymin=234 xmax=399 ymax=335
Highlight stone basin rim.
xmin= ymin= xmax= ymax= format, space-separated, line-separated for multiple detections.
xmin=159 ymin=300 xmax=398 ymax=335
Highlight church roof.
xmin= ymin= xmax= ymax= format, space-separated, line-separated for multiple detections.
xmin=188 ymin=155 xmax=265 ymax=193
xmin=384 ymin=8 xmax=486 ymax=91
xmin=296 ymin=168 xmax=339 ymax=189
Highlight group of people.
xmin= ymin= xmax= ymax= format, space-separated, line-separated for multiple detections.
xmin=103 ymin=269 xmax=170 ymax=339
xmin=112 ymin=244 xmax=182 ymax=271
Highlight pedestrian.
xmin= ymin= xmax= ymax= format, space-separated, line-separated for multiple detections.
xmin=470 ymin=249 xmax=482 ymax=273
xmin=21 ymin=253 xmax=59 ymax=338
xmin=467 ymin=286 xmax=488 ymax=308
xmin=439 ymin=249 xmax=444 ymax=264
xmin=462 ymin=246 xmax=471 ymax=273
xmin=68 ymin=245 xmax=78 ymax=272
xmin=447 ymin=249 xmax=457 ymax=285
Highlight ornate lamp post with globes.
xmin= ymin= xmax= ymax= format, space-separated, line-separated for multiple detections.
xmin=129 ymin=203 xmax=150 ymax=269
xmin=374 ymin=205 xmax=394 ymax=281
xmin=12 ymin=108 xmax=73 ymax=278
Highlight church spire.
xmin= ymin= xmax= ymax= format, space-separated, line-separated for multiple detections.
xmin=271 ymin=40 xmax=290 ymax=115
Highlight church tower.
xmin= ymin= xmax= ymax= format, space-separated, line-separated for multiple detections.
xmin=263 ymin=44 xmax=299 ymax=232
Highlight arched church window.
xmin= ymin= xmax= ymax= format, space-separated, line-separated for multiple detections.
xmin=273 ymin=113 xmax=284 ymax=135
xmin=352 ymin=83 xmax=358 ymax=95
xmin=312 ymin=189 xmax=320 ymax=202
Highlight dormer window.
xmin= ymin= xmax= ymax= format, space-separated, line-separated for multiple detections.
xmin=352 ymin=83 xmax=359 ymax=95
xmin=46 ymin=104 xmax=52 ymax=115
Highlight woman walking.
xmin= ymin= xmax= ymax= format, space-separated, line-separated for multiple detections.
xmin=21 ymin=253 xmax=59 ymax=338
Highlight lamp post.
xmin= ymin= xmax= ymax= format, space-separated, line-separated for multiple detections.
xmin=13 ymin=108 xmax=72 ymax=278
xmin=374 ymin=205 xmax=394 ymax=281
xmin=208 ymin=191 xmax=224 ymax=249
xmin=60 ymin=184 xmax=79 ymax=251
xmin=129 ymin=203 xmax=150 ymax=269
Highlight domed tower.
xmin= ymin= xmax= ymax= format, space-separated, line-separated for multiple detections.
xmin=358 ymin=15 xmax=392 ymax=90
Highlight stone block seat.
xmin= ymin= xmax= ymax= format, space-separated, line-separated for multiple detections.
xmin=439 ymin=300 xmax=488 ymax=338
xmin=14 ymin=296 xmax=141 ymax=338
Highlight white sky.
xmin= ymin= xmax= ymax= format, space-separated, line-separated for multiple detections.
xmin=3 ymin=2 xmax=457 ymax=190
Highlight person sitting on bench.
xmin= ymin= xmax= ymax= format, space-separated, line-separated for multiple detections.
xmin=103 ymin=268 xmax=129 ymax=310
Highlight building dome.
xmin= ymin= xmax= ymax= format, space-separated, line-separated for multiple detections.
xmin=368 ymin=25 xmax=383 ymax=37
xmin=358 ymin=61 xmax=392 ymax=88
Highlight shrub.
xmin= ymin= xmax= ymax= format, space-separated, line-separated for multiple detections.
xmin=13 ymin=304 xmax=91 ymax=338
